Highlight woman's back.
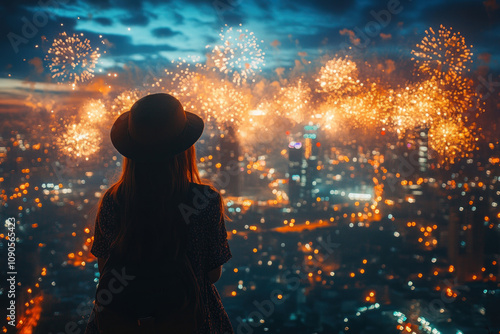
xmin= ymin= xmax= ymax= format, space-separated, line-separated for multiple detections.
xmin=85 ymin=93 xmax=234 ymax=334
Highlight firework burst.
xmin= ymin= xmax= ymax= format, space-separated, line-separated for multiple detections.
xmin=208 ymin=24 xmax=265 ymax=85
xmin=45 ymin=32 xmax=101 ymax=88
xmin=428 ymin=118 xmax=475 ymax=163
xmin=58 ymin=121 xmax=102 ymax=159
xmin=111 ymin=90 xmax=143 ymax=116
xmin=276 ymin=79 xmax=311 ymax=124
xmin=201 ymin=79 xmax=251 ymax=127
xmin=411 ymin=25 xmax=472 ymax=80
xmin=81 ymin=99 xmax=108 ymax=126
xmin=315 ymin=57 xmax=360 ymax=95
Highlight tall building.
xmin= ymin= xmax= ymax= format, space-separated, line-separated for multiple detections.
xmin=219 ymin=125 xmax=240 ymax=196
xmin=416 ymin=126 xmax=429 ymax=173
xmin=287 ymin=123 xmax=322 ymax=208
xmin=288 ymin=141 xmax=303 ymax=206
xmin=447 ymin=189 xmax=488 ymax=282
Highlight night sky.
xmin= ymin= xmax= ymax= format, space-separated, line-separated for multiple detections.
xmin=1 ymin=0 xmax=499 ymax=86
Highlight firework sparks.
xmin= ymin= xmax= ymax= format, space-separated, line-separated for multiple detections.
xmin=411 ymin=25 xmax=472 ymax=80
xmin=428 ymin=118 xmax=475 ymax=163
xmin=45 ymin=32 xmax=101 ymax=88
xmin=392 ymin=80 xmax=448 ymax=132
xmin=111 ymin=90 xmax=142 ymax=116
xmin=276 ymin=79 xmax=311 ymax=125
xmin=58 ymin=122 xmax=102 ymax=159
xmin=201 ymin=79 xmax=251 ymax=127
xmin=41 ymin=25 xmax=482 ymax=164
xmin=208 ymin=24 xmax=265 ymax=85
xmin=81 ymin=99 xmax=108 ymax=126
xmin=411 ymin=25 xmax=476 ymax=115
xmin=315 ymin=57 xmax=361 ymax=95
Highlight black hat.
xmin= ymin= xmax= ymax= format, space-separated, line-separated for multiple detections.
xmin=110 ymin=93 xmax=204 ymax=161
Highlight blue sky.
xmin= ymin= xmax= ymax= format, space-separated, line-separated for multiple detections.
xmin=1 ymin=0 xmax=499 ymax=84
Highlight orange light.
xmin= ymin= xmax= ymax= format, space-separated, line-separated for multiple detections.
xmin=233 ymin=268 xmax=238 ymax=273
xmin=231 ymin=291 xmax=236 ymax=296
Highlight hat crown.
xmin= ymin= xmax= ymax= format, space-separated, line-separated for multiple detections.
xmin=128 ymin=93 xmax=187 ymax=144
xmin=110 ymin=93 xmax=204 ymax=161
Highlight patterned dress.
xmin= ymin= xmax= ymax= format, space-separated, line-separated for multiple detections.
xmin=84 ymin=183 xmax=234 ymax=334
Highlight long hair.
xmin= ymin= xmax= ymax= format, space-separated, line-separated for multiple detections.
xmin=95 ymin=145 xmax=220 ymax=326
xmin=98 ymin=145 xmax=216 ymax=259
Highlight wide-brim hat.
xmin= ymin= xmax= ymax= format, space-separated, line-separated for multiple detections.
xmin=110 ymin=93 xmax=204 ymax=162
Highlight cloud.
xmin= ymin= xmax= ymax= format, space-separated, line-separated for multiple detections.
xmin=339 ymin=28 xmax=360 ymax=46
xmin=80 ymin=31 xmax=179 ymax=57
xmin=173 ymin=11 xmax=184 ymax=25
xmin=478 ymin=52 xmax=492 ymax=63
xmin=483 ymin=0 xmax=499 ymax=11
xmin=28 ymin=57 xmax=44 ymax=74
xmin=119 ymin=12 xmax=154 ymax=26
xmin=380 ymin=33 xmax=392 ymax=40
xmin=94 ymin=17 xmax=113 ymax=26
xmin=151 ymin=27 xmax=181 ymax=38
xmin=285 ymin=0 xmax=357 ymax=14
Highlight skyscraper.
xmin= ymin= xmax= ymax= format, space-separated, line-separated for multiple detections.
xmin=219 ymin=125 xmax=240 ymax=196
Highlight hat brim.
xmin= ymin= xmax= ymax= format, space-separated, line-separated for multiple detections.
xmin=110 ymin=110 xmax=204 ymax=162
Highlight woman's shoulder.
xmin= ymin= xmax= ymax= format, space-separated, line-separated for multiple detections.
xmin=183 ymin=182 xmax=222 ymax=217
xmin=187 ymin=182 xmax=221 ymax=202
xmin=98 ymin=189 xmax=119 ymax=221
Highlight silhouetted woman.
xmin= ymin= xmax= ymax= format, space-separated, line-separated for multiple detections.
xmin=84 ymin=93 xmax=234 ymax=334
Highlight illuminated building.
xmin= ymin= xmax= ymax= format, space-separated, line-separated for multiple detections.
xmin=288 ymin=140 xmax=303 ymax=207
xmin=416 ymin=126 xmax=429 ymax=173
xmin=287 ymin=123 xmax=322 ymax=208
xmin=448 ymin=189 xmax=489 ymax=282
xmin=219 ymin=125 xmax=240 ymax=196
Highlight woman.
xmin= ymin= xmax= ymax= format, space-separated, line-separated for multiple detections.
xmin=85 ymin=93 xmax=234 ymax=334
